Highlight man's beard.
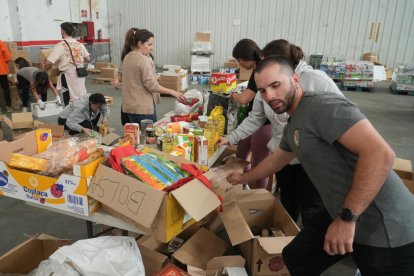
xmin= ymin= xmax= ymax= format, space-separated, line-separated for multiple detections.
xmin=269 ymin=81 xmax=297 ymax=114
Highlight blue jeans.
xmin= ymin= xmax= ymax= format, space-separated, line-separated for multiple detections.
xmin=126 ymin=113 xmax=157 ymax=127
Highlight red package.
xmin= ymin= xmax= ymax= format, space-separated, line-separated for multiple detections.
xmin=108 ymin=145 xmax=141 ymax=174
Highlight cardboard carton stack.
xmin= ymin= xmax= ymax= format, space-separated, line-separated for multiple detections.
xmin=158 ymin=65 xmax=188 ymax=92
xmin=191 ymin=32 xmax=213 ymax=73
xmin=39 ymin=48 xmax=60 ymax=84
xmin=393 ymin=158 xmax=414 ymax=194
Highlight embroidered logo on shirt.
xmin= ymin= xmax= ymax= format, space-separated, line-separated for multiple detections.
xmin=293 ymin=129 xmax=300 ymax=148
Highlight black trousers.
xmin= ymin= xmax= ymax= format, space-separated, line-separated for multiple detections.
xmin=276 ymin=164 xmax=323 ymax=226
xmin=58 ymin=114 xmax=100 ymax=135
xmin=60 ymin=74 xmax=70 ymax=106
xmin=282 ymin=207 xmax=414 ymax=276
xmin=17 ymin=75 xmax=47 ymax=108
xmin=121 ymin=105 xmax=130 ymax=125
xmin=0 ymin=74 xmax=11 ymax=106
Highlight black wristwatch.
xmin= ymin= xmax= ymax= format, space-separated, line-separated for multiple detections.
xmin=339 ymin=207 xmax=361 ymax=222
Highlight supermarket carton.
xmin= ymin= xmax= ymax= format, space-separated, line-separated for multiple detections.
xmin=158 ymin=74 xmax=181 ymax=91
xmin=3 ymin=112 xmax=34 ymax=129
xmin=30 ymin=101 xmax=65 ymax=117
xmin=211 ymin=73 xmax=237 ymax=94
xmin=0 ymin=131 xmax=102 ymax=216
xmin=137 ymin=239 xmax=170 ymax=276
xmin=100 ymin=67 xmax=118 ymax=79
xmin=95 ymin=62 xmax=117 ymax=71
xmin=173 ymin=227 xmax=228 ymax=273
xmin=0 ymin=233 xmax=72 ymax=274
xmin=393 ymin=158 xmax=414 ymax=194
xmin=239 ymin=67 xmax=253 ymax=81
xmin=88 ymin=148 xmax=221 ymax=242
xmin=224 ymin=59 xmax=239 ymax=69
xmin=221 ymin=190 xmax=299 ymax=276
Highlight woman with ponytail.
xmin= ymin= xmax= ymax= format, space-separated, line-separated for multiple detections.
xmin=119 ymin=29 xmax=183 ymax=126
xmin=220 ymin=39 xmax=273 ymax=190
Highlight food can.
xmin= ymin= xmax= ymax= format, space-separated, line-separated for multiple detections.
xmin=146 ymin=127 xmax=156 ymax=144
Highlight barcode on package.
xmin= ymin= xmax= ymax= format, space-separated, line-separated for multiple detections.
xmin=67 ymin=195 xmax=83 ymax=206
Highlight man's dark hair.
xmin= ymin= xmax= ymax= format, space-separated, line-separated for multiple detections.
xmin=89 ymin=93 xmax=106 ymax=104
xmin=60 ymin=22 xmax=75 ymax=36
xmin=255 ymin=55 xmax=295 ymax=76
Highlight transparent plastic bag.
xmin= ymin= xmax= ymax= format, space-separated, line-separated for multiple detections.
xmin=175 ymin=89 xmax=203 ymax=114
xmin=29 ymin=259 xmax=80 ymax=276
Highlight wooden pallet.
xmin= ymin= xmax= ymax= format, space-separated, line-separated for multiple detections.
xmin=389 ymin=85 xmax=414 ymax=96
xmin=190 ymin=71 xmax=211 ymax=75
xmin=87 ymin=68 xmax=101 ymax=74
xmin=342 ymin=86 xmax=374 ymax=92
xmin=93 ymin=77 xmax=113 ymax=84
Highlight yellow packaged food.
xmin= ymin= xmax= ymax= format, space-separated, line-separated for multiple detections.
xmin=9 ymin=153 xmax=48 ymax=173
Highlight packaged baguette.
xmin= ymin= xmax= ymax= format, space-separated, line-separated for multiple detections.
xmin=9 ymin=153 xmax=48 ymax=173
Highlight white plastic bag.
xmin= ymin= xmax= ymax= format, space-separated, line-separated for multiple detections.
xmin=174 ymin=89 xmax=203 ymax=114
xmin=29 ymin=259 xmax=80 ymax=276
xmin=49 ymin=236 xmax=145 ymax=276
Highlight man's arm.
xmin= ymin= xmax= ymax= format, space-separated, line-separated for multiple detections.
xmin=324 ymin=119 xmax=395 ymax=256
xmin=227 ymin=147 xmax=296 ymax=184
xmin=43 ymin=60 xmax=53 ymax=71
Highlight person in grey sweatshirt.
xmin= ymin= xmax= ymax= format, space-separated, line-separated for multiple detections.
xmin=58 ymin=93 xmax=110 ymax=136
xmin=219 ymin=39 xmax=343 ymax=226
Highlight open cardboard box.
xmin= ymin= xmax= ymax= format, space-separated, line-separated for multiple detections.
xmin=221 ymin=190 xmax=299 ymax=276
xmin=393 ymin=158 xmax=414 ymax=194
xmin=0 ymin=233 xmax=72 ymax=274
xmin=137 ymin=236 xmax=170 ymax=276
xmin=0 ymin=130 xmax=102 ymax=216
xmin=88 ymin=148 xmax=222 ymax=242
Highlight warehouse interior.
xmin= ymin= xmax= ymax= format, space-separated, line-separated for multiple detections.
xmin=1 ymin=0 xmax=414 ymax=275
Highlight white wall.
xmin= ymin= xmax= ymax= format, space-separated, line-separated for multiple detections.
xmin=0 ymin=0 xmax=13 ymax=40
xmin=107 ymin=0 xmax=414 ymax=69
xmin=1 ymin=0 xmax=109 ymax=42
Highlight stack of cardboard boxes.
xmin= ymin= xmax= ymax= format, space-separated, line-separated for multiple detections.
xmin=158 ymin=65 xmax=188 ymax=92
xmin=191 ymin=32 xmax=213 ymax=73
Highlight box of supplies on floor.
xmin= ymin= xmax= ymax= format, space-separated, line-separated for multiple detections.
xmin=30 ymin=101 xmax=64 ymax=118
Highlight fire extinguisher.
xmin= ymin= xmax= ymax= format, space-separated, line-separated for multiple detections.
xmin=97 ymin=29 xmax=102 ymax=41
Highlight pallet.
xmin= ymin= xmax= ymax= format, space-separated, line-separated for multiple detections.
xmin=389 ymin=85 xmax=414 ymax=96
xmin=190 ymin=71 xmax=211 ymax=75
xmin=93 ymin=77 xmax=113 ymax=84
xmin=342 ymin=86 xmax=374 ymax=92
xmin=87 ymin=68 xmax=101 ymax=74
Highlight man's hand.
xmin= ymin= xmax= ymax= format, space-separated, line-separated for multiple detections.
xmin=324 ymin=218 xmax=356 ymax=255
xmin=226 ymin=171 xmax=245 ymax=185
xmin=217 ymin=136 xmax=230 ymax=146
xmin=37 ymin=100 xmax=46 ymax=110
xmin=82 ymin=128 xmax=92 ymax=136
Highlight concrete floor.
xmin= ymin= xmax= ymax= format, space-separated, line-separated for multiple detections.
xmin=0 ymin=76 xmax=413 ymax=275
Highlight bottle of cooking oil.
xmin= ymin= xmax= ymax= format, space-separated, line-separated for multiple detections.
xmin=203 ymin=120 xmax=216 ymax=157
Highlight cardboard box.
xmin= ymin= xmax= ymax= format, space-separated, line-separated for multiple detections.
xmin=95 ymin=62 xmax=117 ymax=70
xmin=239 ymin=67 xmax=253 ymax=81
xmin=159 ymin=75 xmax=181 ymax=91
xmin=88 ymin=148 xmax=221 ymax=242
xmin=191 ymin=55 xmax=211 ymax=72
xmin=224 ymin=59 xmax=239 ymax=69
xmin=0 ymin=131 xmax=100 ymax=216
xmin=30 ymin=101 xmax=65 ymax=118
xmin=173 ymin=227 xmax=228 ymax=271
xmin=3 ymin=112 xmax=34 ymax=129
xmin=393 ymin=158 xmax=414 ymax=194
xmin=39 ymin=48 xmax=59 ymax=73
xmin=137 ymin=239 xmax=170 ymax=276
xmin=0 ymin=233 xmax=72 ymax=274
xmin=100 ymin=67 xmax=118 ymax=79
xmin=221 ymin=190 xmax=300 ymax=276
xmin=211 ymin=73 xmax=237 ymax=94
xmin=362 ymin=52 xmax=379 ymax=64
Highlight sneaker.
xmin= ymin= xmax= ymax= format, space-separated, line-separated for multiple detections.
xmin=22 ymin=107 xmax=28 ymax=112
xmin=6 ymin=106 xmax=12 ymax=113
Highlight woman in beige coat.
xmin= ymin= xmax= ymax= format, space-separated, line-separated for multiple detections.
xmin=120 ymin=29 xmax=183 ymax=126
